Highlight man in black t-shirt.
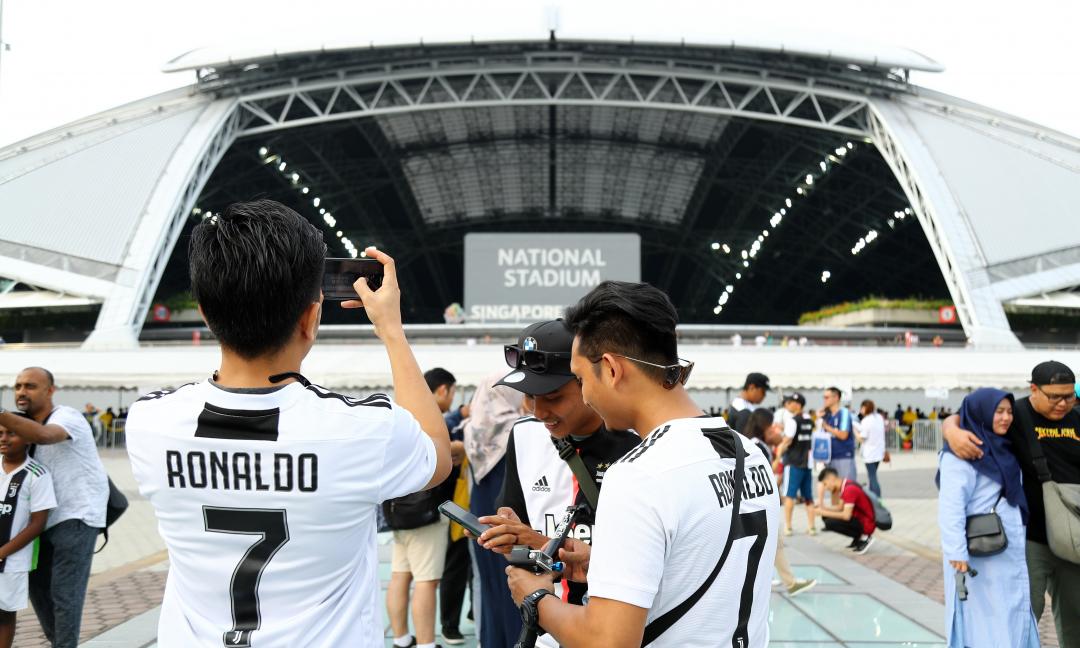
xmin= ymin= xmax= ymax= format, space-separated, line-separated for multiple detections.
xmin=777 ymin=393 xmax=816 ymax=536
xmin=473 ymin=320 xmax=640 ymax=619
xmin=944 ymin=360 xmax=1080 ymax=646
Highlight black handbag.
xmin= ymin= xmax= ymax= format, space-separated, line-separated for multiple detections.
xmin=966 ymin=492 xmax=1007 ymax=557
xmin=382 ymin=489 xmax=442 ymax=530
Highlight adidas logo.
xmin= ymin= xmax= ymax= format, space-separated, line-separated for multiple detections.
xmin=531 ymin=476 xmax=552 ymax=492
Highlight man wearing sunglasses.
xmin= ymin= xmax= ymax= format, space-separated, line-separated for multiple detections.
xmin=504 ymin=282 xmax=779 ymax=648
xmin=943 ymin=360 xmax=1080 ymax=646
xmin=474 ymin=321 xmax=639 ymax=642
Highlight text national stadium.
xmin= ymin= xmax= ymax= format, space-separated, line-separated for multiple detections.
xmin=0 ymin=13 xmax=1078 ymax=648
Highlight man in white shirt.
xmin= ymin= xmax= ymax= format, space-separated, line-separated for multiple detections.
xmin=0 ymin=367 xmax=108 ymax=648
xmin=125 ymin=200 xmax=452 ymax=648
xmin=853 ymin=400 xmax=887 ymax=497
xmin=506 ymin=281 xmax=779 ymax=648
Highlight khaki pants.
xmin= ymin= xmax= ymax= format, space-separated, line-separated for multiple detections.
xmin=1027 ymin=540 xmax=1080 ymax=648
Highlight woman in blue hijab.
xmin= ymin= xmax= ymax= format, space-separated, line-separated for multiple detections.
xmin=937 ymin=388 xmax=1040 ymax=647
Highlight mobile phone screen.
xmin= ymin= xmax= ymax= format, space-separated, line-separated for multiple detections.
xmin=323 ymin=258 xmax=383 ymax=300
xmin=438 ymin=500 xmax=491 ymax=537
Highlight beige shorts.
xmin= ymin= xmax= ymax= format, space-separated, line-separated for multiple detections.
xmin=0 ymin=571 xmax=28 ymax=612
xmin=391 ymin=520 xmax=449 ymax=581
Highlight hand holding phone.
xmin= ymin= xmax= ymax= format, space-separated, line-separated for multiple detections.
xmin=339 ymin=247 xmax=402 ymax=341
xmin=323 ymin=258 xmax=384 ymax=300
xmin=439 ymin=500 xmax=491 ymax=537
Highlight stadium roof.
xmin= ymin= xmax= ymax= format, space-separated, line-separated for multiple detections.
xmin=1 ymin=36 xmax=1078 ymax=350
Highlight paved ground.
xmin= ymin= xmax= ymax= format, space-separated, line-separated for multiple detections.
xmin=7 ymin=448 xmax=1064 ymax=647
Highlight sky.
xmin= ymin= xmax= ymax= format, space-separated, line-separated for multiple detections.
xmin=1 ymin=0 xmax=1078 ymax=147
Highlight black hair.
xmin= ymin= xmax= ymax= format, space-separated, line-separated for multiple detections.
xmin=744 ymin=409 xmax=774 ymax=442
xmin=818 ymin=467 xmax=839 ymax=482
xmin=189 ymin=200 xmax=327 ymax=359
xmin=563 ymin=281 xmax=678 ymax=382
xmin=424 ymin=368 xmax=456 ymax=393
xmin=825 ymin=386 xmax=842 ymax=398
xmin=22 ymin=367 xmax=55 ymax=387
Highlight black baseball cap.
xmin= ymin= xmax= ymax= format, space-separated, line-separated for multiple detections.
xmin=496 ymin=320 xmax=576 ymax=396
xmin=1029 ymin=360 xmax=1076 ymax=386
xmin=783 ymin=392 xmax=807 ymax=407
xmin=743 ymin=372 xmax=771 ymax=391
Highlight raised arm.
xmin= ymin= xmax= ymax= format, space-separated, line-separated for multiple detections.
xmin=941 ymin=414 xmax=983 ymax=460
xmin=345 ymin=247 xmax=451 ymax=490
xmin=0 ymin=411 xmax=68 ymax=445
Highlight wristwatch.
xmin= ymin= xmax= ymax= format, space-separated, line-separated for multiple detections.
xmin=519 ymin=588 xmax=556 ymax=628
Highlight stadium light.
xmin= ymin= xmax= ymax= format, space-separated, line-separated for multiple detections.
xmin=711 ymin=242 xmax=720 ymax=250
xmin=258 ymin=147 xmax=268 ymax=157
xmin=278 ymin=162 xmax=287 ymax=172
xmin=313 ymin=197 xmax=321 ymax=207
xmin=785 ymin=198 xmax=793 ymax=208
xmin=722 ymin=244 xmax=731 ymax=254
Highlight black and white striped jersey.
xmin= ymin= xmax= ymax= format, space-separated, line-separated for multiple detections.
xmin=586 ymin=416 xmax=780 ymax=648
xmin=127 ymin=379 xmax=436 ymax=648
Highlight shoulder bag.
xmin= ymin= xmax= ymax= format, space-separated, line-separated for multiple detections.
xmin=965 ymin=492 xmax=1007 ymax=557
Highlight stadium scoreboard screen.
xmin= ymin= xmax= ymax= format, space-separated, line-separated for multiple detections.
xmin=464 ymin=233 xmax=641 ymax=322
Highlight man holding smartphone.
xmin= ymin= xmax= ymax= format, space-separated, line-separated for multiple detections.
xmin=505 ymin=281 xmax=779 ymax=648
xmin=125 ymin=200 xmax=451 ymax=647
xmin=472 ymin=320 xmax=639 ymax=636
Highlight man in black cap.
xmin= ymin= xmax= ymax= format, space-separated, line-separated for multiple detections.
xmin=943 ymin=360 xmax=1080 ymax=645
xmin=730 ymin=372 xmax=770 ymax=434
xmin=473 ymin=320 xmax=639 ymax=643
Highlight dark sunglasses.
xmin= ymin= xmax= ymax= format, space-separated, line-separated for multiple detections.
xmin=504 ymin=345 xmax=573 ymax=374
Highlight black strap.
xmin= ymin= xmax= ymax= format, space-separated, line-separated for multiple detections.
xmin=1012 ymin=401 xmax=1053 ymax=483
xmin=550 ymin=437 xmax=600 ymax=511
xmin=641 ymin=427 xmax=745 ymax=646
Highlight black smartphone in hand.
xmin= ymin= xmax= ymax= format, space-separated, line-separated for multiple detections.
xmin=438 ymin=500 xmax=491 ymax=537
xmin=323 ymin=258 xmax=383 ymax=300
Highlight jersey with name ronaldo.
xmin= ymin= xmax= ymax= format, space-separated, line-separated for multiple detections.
xmin=126 ymin=379 xmax=437 ymax=648
xmin=587 ymin=416 xmax=780 ymax=648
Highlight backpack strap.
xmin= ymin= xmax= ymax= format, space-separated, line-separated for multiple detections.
xmin=641 ymin=426 xmax=745 ymax=646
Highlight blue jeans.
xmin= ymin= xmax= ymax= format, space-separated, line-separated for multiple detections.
xmin=865 ymin=461 xmax=882 ymax=497
xmin=29 ymin=519 xmax=99 ymax=648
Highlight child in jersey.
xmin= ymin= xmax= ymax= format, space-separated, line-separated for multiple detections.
xmin=0 ymin=422 xmax=57 ymax=648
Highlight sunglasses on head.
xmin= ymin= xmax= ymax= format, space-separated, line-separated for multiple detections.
xmin=593 ymin=354 xmax=695 ymax=390
xmin=504 ymin=345 xmax=573 ymax=374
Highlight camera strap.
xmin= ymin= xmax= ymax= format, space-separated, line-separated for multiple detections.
xmin=641 ymin=426 xmax=745 ymax=646
xmin=550 ymin=436 xmax=601 ymax=511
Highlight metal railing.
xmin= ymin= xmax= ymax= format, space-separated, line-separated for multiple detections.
xmin=884 ymin=418 xmax=942 ymax=453
xmin=95 ymin=419 xmax=126 ymax=449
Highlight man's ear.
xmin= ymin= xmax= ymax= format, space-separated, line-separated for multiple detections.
xmin=602 ymin=353 xmax=626 ymax=388
xmin=299 ymin=301 xmax=322 ymax=341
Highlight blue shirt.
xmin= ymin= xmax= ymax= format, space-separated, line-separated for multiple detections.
xmin=825 ymin=408 xmax=855 ymax=459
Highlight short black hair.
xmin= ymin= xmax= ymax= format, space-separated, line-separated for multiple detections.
xmin=825 ymin=386 xmax=842 ymax=398
xmin=189 ymin=200 xmax=326 ymax=359
xmin=424 ymin=368 xmax=456 ymax=393
xmin=818 ymin=467 xmax=839 ymax=482
xmin=563 ymin=281 xmax=678 ymax=382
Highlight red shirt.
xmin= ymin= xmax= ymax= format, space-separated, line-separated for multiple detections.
xmin=840 ymin=480 xmax=876 ymax=535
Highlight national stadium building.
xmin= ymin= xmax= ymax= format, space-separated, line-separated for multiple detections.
xmin=2 ymin=34 xmax=1080 ymax=354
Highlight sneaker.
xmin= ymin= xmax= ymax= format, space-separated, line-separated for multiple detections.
xmin=846 ymin=537 xmax=859 ymax=549
xmin=853 ymin=536 xmax=875 ymax=555
xmin=442 ymin=628 xmax=465 ymax=645
xmin=808 ymin=527 xmax=818 ymax=536
xmin=393 ymin=637 xmax=416 ymax=648
xmin=771 ymin=578 xmax=781 ymax=586
xmin=783 ymin=526 xmax=793 ymax=537
xmin=787 ymin=579 xmax=817 ymax=597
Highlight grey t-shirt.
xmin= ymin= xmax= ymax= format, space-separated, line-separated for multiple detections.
xmin=36 ymin=405 xmax=109 ymax=529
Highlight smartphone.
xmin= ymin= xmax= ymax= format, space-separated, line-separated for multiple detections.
xmin=438 ymin=500 xmax=491 ymax=537
xmin=322 ymin=258 xmax=383 ymax=300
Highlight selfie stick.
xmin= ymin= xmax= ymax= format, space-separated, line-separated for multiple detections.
xmin=512 ymin=504 xmax=583 ymax=648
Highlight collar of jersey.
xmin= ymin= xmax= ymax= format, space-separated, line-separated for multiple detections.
xmin=201 ymin=378 xmax=305 ymax=409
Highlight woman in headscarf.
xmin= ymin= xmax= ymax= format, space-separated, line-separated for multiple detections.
xmin=462 ymin=372 xmax=525 ymax=648
xmin=937 ymin=388 xmax=1039 ymax=647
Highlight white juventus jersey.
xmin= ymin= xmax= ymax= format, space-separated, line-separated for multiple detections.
xmin=127 ymin=379 xmax=437 ymax=648
xmin=586 ymin=417 xmax=779 ymax=648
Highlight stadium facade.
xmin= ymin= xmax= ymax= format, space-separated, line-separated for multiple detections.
xmin=2 ymin=35 xmax=1079 ymax=350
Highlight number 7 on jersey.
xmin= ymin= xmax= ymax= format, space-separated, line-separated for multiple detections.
xmin=203 ymin=507 xmax=291 ymax=648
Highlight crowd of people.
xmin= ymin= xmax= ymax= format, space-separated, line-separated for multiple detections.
xmin=0 ymin=198 xmax=1076 ymax=648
